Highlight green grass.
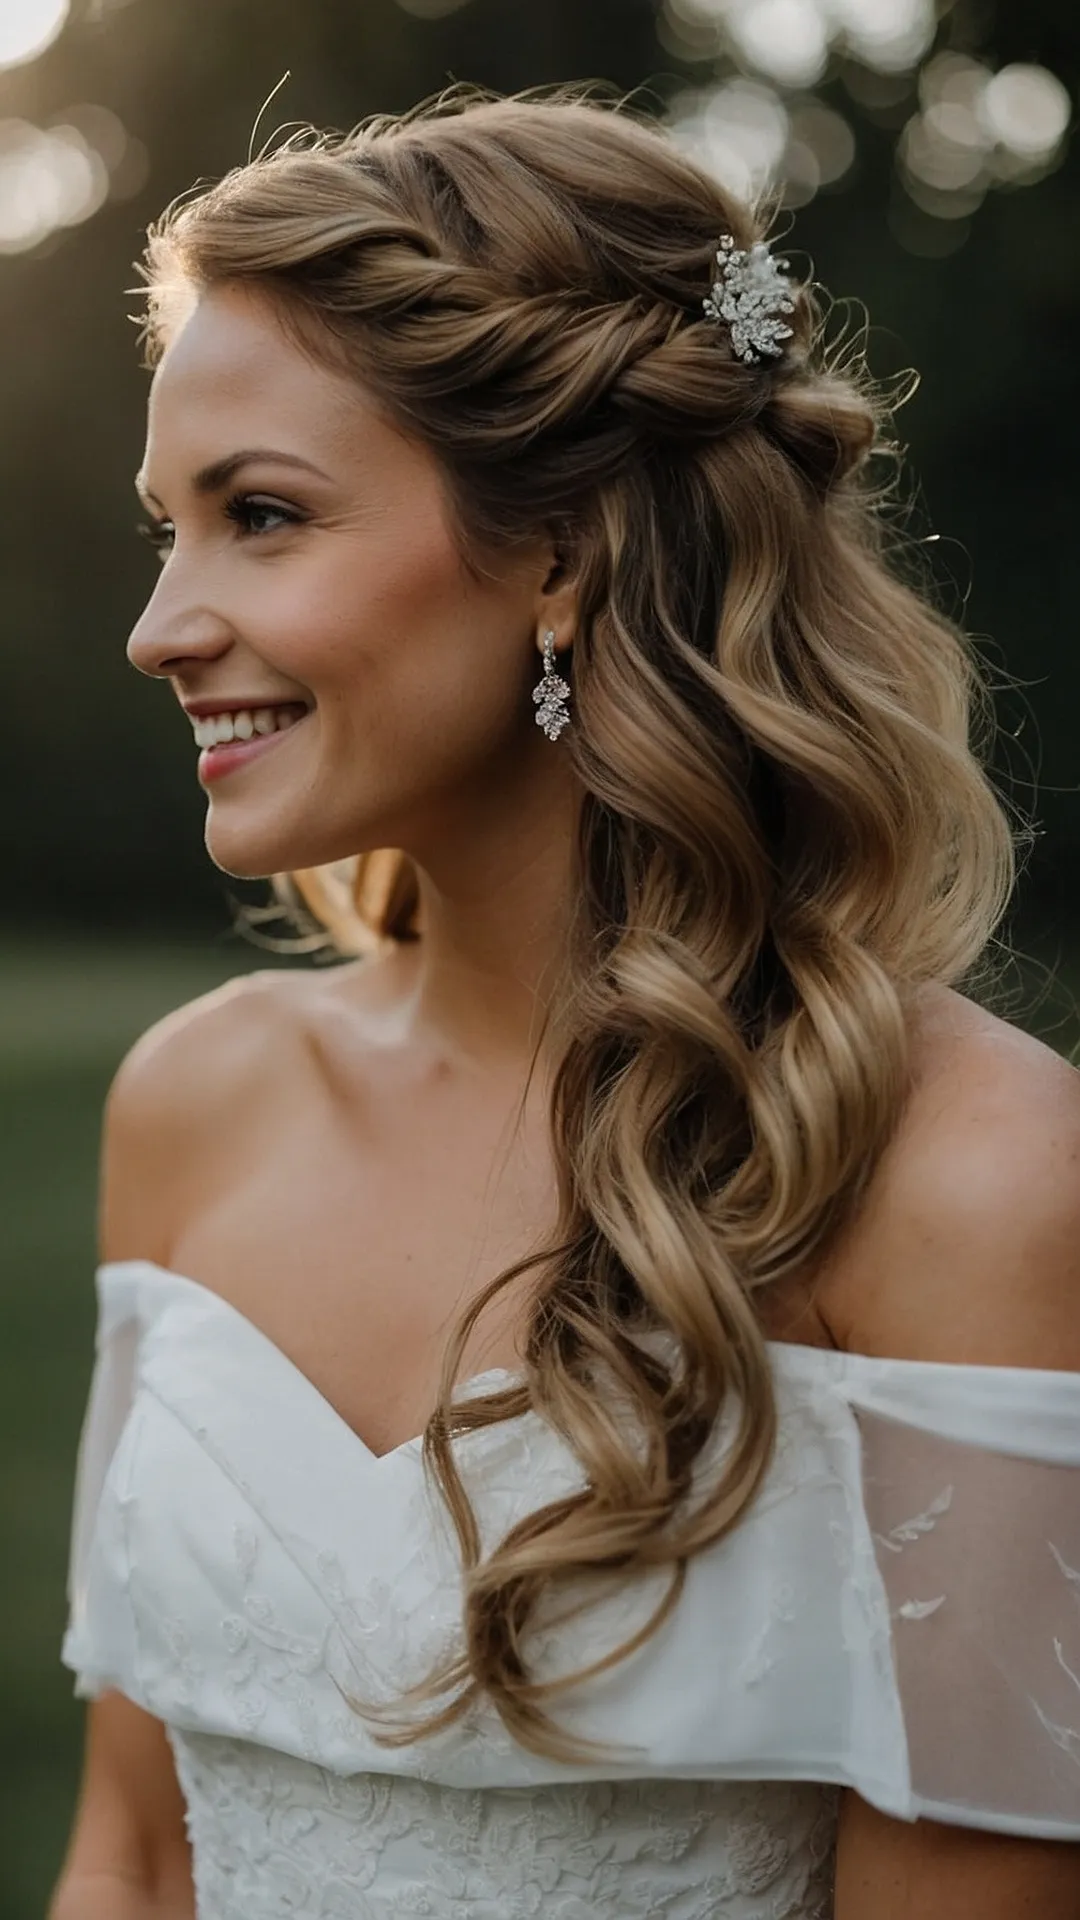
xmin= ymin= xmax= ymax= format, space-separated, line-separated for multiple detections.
xmin=1 ymin=931 xmax=1077 ymax=1919
xmin=0 ymin=936 xmax=268 ymax=1920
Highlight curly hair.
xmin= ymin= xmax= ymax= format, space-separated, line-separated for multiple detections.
xmin=135 ymin=81 xmax=1023 ymax=1764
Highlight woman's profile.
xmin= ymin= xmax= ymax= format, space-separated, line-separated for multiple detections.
xmin=48 ymin=82 xmax=1080 ymax=1920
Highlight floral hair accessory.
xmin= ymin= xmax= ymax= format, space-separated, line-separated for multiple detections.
xmin=703 ymin=233 xmax=796 ymax=366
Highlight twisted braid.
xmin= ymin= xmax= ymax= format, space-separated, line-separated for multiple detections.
xmin=151 ymin=136 xmax=789 ymax=466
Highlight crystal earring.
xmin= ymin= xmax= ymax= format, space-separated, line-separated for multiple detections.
xmin=532 ymin=628 xmax=571 ymax=741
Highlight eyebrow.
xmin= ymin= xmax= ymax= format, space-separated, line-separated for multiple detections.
xmin=134 ymin=449 xmax=335 ymax=507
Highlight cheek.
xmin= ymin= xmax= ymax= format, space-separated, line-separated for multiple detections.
xmin=273 ymin=528 xmax=512 ymax=714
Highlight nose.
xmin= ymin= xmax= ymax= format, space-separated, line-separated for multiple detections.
xmin=126 ymin=567 xmax=233 ymax=681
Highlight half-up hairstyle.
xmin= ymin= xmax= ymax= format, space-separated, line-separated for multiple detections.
xmin=136 ymin=81 xmax=1023 ymax=1763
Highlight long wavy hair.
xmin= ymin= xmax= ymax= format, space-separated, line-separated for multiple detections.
xmin=136 ymin=82 xmax=1024 ymax=1763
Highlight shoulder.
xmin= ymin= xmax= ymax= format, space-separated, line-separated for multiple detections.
xmin=819 ymin=983 xmax=1080 ymax=1368
xmin=105 ymin=966 xmax=306 ymax=1121
xmin=98 ymin=966 xmax=329 ymax=1266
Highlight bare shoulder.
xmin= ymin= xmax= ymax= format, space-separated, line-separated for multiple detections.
xmin=819 ymin=983 xmax=1080 ymax=1367
xmin=98 ymin=964 xmax=337 ymax=1266
xmin=105 ymin=965 xmax=306 ymax=1124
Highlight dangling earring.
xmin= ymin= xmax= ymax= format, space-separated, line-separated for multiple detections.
xmin=532 ymin=628 xmax=571 ymax=741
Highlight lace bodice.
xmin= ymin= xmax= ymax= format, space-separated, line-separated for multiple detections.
xmin=60 ymin=1261 xmax=1080 ymax=1919
xmin=167 ymin=1730 xmax=838 ymax=1919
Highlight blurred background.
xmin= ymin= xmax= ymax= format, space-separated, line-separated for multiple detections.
xmin=1 ymin=0 xmax=1077 ymax=1911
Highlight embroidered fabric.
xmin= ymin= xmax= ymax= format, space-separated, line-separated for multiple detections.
xmin=165 ymin=1728 xmax=840 ymax=1919
xmin=59 ymin=1261 xmax=1080 ymax=1919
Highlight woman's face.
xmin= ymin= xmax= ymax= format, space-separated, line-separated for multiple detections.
xmin=128 ymin=281 xmax=573 ymax=881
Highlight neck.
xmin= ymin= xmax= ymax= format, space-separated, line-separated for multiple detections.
xmin=385 ymin=758 xmax=585 ymax=1079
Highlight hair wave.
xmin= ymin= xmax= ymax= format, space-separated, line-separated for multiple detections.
xmin=136 ymin=81 xmax=1025 ymax=1763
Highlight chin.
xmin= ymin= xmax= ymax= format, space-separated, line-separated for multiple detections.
xmin=204 ymin=813 xmax=370 ymax=882
xmin=203 ymin=823 xmax=308 ymax=882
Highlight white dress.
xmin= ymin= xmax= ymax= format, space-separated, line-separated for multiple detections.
xmin=61 ymin=1260 xmax=1080 ymax=1919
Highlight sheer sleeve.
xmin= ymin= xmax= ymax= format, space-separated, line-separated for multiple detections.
xmin=848 ymin=1359 xmax=1080 ymax=1837
xmin=60 ymin=1263 xmax=143 ymax=1700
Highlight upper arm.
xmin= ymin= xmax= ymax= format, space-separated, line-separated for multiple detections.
xmin=53 ymin=1691 xmax=193 ymax=1907
xmin=834 ymin=1795 xmax=1080 ymax=1920
xmin=825 ymin=999 xmax=1080 ymax=1916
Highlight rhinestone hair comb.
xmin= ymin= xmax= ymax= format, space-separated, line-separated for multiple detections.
xmin=703 ymin=233 xmax=796 ymax=366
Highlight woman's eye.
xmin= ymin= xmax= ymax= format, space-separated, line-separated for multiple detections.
xmin=223 ymin=494 xmax=297 ymax=536
xmin=134 ymin=496 xmax=298 ymax=559
xmin=136 ymin=519 xmax=174 ymax=559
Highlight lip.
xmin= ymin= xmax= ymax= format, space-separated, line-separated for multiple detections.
xmin=182 ymin=697 xmax=311 ymax=719
xmin=197 ymin=712 xmax=309 ymax=786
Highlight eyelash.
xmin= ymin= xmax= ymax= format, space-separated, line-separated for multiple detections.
xmin=136 ymin=493 xmax=300 ymax=554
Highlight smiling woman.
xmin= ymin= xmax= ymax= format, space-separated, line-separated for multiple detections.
xmin=48 ymin=81 xmax=1080 ymax=1920
xmin=126 ymin=277 xmax=568 ymax=888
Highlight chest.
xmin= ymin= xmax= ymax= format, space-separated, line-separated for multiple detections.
xmin=163 ymin=1033 xmax=836 ymax=1459
xmin=166 ymin=1067 xmax=561 ymax=1455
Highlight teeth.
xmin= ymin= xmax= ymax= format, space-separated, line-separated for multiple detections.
xmin=191 ymin=705 xmax=307 ymax=749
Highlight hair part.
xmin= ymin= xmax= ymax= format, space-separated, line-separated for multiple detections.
xmin=136 ymin=80 xmax=1025 ymax=1763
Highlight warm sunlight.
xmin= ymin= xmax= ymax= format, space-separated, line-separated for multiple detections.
xmin=0 ymin=0 xmax=69 ymax=72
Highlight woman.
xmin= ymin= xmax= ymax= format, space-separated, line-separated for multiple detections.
xmin=50 ymin=83 xmax=1080 ymax=1919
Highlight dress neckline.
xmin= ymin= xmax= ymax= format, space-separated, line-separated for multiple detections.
xmin=97 ymin=1255 xmax=1080 ymax=1470
xmin=104 ymin=1256 xmax=531 ymax=1464
xmin=97 ymin=1255 xmax=850 ymax=1467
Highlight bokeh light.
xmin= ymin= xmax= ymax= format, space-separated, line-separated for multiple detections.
xmin=0 ymin=122 xmax=107 ymax=253
xmin=0 ymin=110 xmax=145 ymax=254
xmin=668 ymin=77 xmax=790 ymax=201
xmin=897 ymin=53 xmax=1071 ymax=221
xmin=786 ymin=96 xmax=857 ymax=199
xmin=0 ymin=0 xmax=1071 ymax=262
xmin=828 ymin=0 xmax=935 ymax=74
xmin=668 ymin=76 xmax=855 ymax=207
xmin=665 ymin=0 xmax=936 ymax=79
xmin=979 ymin=64 xmax=1071 ymax=162
xmin=729 ymin=0 xmax=830 ymax=89
xmin=0 ymin=0 xmax=69 ymax=72
xmin=662 ymin=0 xmax=1073 ymax=247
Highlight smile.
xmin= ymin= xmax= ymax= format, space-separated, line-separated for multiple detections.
xmin=196 ymin=707 xmax=310 ymax=786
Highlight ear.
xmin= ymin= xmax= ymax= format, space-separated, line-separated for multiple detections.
xmin=534 ymin=541 xmax=580 ymax=658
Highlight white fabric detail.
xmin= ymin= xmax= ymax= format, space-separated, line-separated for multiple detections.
xmin=60 ymin=1261 xmax=1080 ymax=1918
xmin=854 ymin=1404 xmax=1080 ymax=1830
xmin=165 ymin=1729 xmax=839 ymax=1919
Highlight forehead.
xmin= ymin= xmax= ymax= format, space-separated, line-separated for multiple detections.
xmin=145 ymin=283 xmax=382 ymax=457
